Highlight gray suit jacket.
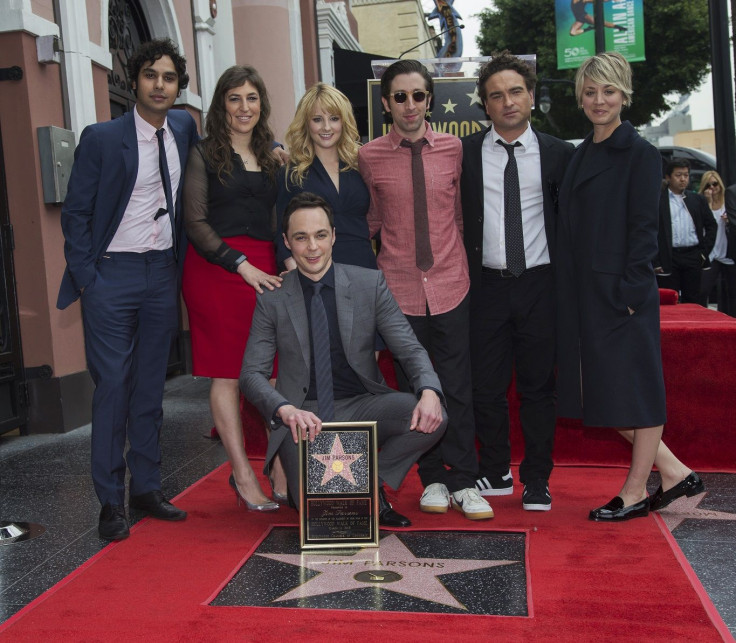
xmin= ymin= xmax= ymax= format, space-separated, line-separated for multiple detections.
xmin=240 ymin=263 xmax=443 ymax=423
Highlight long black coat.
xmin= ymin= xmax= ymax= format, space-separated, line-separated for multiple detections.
xmin=556 ymin=121 xmax=666 ymax=427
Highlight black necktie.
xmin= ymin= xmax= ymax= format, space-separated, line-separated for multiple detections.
xmin=155 ymin=128 xmax=176 ymax=253
xmin=498 ymin=140 xmax=526 ymax=277
xmin=310 ymin=282 xmax=335 ymax=421
xmin=400 ymin=138 xmax=434 ymax=272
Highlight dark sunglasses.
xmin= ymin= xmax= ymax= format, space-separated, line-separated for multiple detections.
xmin=390 ymin=91 xmax=428 ymax=104
xmin=704 ymin=181 xmax=719 ymax=188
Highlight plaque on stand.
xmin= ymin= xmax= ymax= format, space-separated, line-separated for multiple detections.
xmin=299 ymin=422 xmax=379 ymax=549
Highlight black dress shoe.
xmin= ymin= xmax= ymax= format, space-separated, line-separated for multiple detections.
xmin=130 ymin=490 xmax=187 ymax=521
xmin=589 ymin=496 xmax=649 ymax=522
xmin=99 ymin=504 xmax=130 ymax=540
xmin=650 ymin=472 xmax=705 ymax=511
xmin=378 ymin=487 xmax=411 ymax=527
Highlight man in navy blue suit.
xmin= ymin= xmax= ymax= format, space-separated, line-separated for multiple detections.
xmin=58 ymin=39 xmax=199 ymax=540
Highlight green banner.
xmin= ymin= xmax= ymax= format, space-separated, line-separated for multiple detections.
xmin=555 ymin=0 xmax=645 ymax=70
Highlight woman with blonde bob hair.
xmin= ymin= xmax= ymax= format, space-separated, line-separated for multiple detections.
xmin=699 ymin=169 xmax=736 ymax=314
xmin=275 ymin=83 xmax=376 ymax=272
xmin=556 ymin=52 xmax=704 ymax=522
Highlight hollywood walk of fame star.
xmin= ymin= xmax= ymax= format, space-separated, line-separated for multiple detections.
xmin=257 ymin=533 xmax=519 ymax=611
xmin=467 ymin=89 xmax=482 ymax=107
xmin=657 ymin=492 xmax=736 ymax=531
xmin=442 ymin=98 xmax=457 ymax=113
xmin=311 ymin=434 xmax=362 ymax=486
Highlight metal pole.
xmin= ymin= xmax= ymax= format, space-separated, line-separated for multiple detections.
xmin=709 ymin=0 xmax=736 ymax=185
xmin=594 ymin=0 xmax=605 ymax=54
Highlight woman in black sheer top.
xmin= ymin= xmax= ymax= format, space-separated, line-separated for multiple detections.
xmin=182 ymin=66 xmax=284 ymax=511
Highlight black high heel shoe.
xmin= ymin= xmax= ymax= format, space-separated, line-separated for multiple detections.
xmin=229 ymin=474 xmax=279 ymax=512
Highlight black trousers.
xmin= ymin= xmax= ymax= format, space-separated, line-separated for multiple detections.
xmin=657 ymin=246 xmax=706 ymax=305
xmin=701 ymin=259 xmax=736 ymax=316
xmin=394 ymin=293 xmax=477 ymax=492
xmin=469 ymin=266 xmax=556 ymax=484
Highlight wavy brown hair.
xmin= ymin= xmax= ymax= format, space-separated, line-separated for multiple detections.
xmin=201 ymin=65 xmax=278 ymax=182
xmin=284 ymin=83 xmax=360 ymax=187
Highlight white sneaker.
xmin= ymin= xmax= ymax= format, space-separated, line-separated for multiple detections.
xmin=420 ymin=483 xmax=450 ymax=513
xmin=451 ymin=487 xmax=494 ymax=520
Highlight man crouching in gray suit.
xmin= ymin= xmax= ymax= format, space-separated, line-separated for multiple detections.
xmin=240 ymin=192 xmax=447 ymax=527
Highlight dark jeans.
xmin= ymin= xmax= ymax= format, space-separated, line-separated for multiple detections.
xmin=394 ymin=294 xmax=477 ymax=492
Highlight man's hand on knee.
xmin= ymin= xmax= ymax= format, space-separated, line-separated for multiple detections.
xmin=278 ymin=405 xmax=322 ymax=443
xmin=410 ymin=390 xmax=443 ymax=433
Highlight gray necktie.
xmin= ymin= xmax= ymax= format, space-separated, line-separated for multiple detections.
xmin=311 ymin=282 xmax=334 ymax=422
xmin=498 ymin=140 xmax=525 ymax=277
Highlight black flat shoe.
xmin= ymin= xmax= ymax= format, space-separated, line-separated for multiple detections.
xmin=99 ymin=504 xmax=129 ymax=540
xmin=130 ymin=490 xmax=187 ymax=521
xmin=378 ymin=487 xmax=411 ymax=527
xmin=650 ymin=472 xmax=705 ymax=511
xmin=589 ymin=496 xmax=649 ymax=522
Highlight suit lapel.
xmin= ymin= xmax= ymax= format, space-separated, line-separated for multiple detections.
xmin=283 ymin=273 xmax=311 ymax=370
xmin=121 ymin=111 xmax=139 ymax=209
xmin=571 ymin=139 xmax=612 ymax=190
xmin=334 ymin=265 xmax=354 ymax=357
xmin=166 ymin=112 xmax=190 ymax=201
xmin=467 ymin=128 xmax=490 ymax=212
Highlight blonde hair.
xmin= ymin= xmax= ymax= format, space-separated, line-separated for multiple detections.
xmin=575 ymin=51 xmax=633 ymax=107
xmin=698 ymin=170 xmax=725 ymax=209
xmin=284 ymin=83 xmax=360 ymax=187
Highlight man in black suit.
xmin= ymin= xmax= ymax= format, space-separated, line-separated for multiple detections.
xmin=655 ymin=159 xmax=717 ymax=305
xmin=460 ymin=52 xmax=574 ymax=512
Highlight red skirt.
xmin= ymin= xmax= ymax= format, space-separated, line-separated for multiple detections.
xmin=182 ymin=236 xmax=277 ymax=378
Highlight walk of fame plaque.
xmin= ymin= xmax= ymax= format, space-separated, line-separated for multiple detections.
xmin=299 ymin=422 xmax=379 ymax=550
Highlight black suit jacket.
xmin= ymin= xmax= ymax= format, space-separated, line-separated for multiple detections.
xmin=460 ymin=125 xmax=575 ymax=292
xmin=655 ymin=188 xmax=717 ymax=273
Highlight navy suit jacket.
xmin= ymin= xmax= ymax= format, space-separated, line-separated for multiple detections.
xmin=57 ymin=108 xmax=198 ymax=309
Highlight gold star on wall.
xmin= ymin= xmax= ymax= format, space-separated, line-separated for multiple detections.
xmin=442 ymin=99 xmax=457 ymax=113
xmin=467 ymin=90 xmax=482 ymax=106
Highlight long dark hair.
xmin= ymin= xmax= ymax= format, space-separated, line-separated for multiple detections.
xmin=201 ymin=65 xmax=278 ymax=182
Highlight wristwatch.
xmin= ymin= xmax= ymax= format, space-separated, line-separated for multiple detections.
xmin=234 ymin=254 xmax=247 ymax=269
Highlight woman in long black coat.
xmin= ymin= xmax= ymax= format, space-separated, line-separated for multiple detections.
xmin=556 ymin=52 xmax=703 ymax=521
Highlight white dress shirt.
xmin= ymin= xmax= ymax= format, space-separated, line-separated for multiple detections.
xmin=668 ymin=190 xmax=699 ymax=249
xmin=107 ymin=105 xmax=181 ymax=252
xmin=481 ymin=123 xmax=549 ymax=269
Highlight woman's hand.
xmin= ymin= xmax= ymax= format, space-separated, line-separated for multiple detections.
xmin=237 ymin=260 xmax=283 ymax=294
xmin=272 ymin=147 xmax=290 ymax=166
xmin=279 ymin=256 xmax=297 ymax=276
